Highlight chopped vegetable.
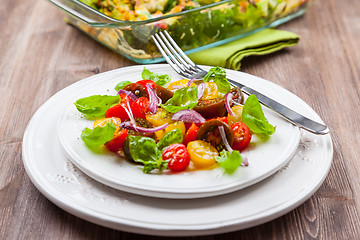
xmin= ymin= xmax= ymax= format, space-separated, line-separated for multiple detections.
xmin=215 ymin=150 xmax=243 ymax=174
xmin=161 ymin=86 xmax=199 ymax=113
xmin=142 ymin=67 xmax=171 ymax=86
xmin=74 ymin=95 xmax=120 ymax=117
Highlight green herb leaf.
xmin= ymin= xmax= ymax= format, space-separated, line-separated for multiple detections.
xmin=215 ymin=150 xmax=242 ymax=174
xmin=80 ymin=123 xmax=116 ymax=147
xmin=242 ymin=95 xmax=276 ymax=135
xmin=161 ymin=86 xmax=198 ymax=113
xmin=115 ymin=81 xmax=132 ymax=92
xmin=127 ymin=135 xmax=167 ymax=173
xmin=157 ymin=128 xmax=183 ymax=151
xmin=74 ymin=95 xmax=120 ymax=117
xmin=142 ymin=67 xmax=171 ymax=86
xmin=203 ymin=67 xmax=231 ymax=94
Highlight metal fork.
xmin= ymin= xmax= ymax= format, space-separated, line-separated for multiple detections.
xmin=152 ymin=30 xmax=329 ymax=135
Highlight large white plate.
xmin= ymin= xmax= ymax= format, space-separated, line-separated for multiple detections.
xmin=22 ymin=65 xmax=332 ymax=236
xmin=57 ymin=65 xmax=300 ymax=199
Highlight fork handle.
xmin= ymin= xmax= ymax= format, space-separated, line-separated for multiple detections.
xmin=228 ymin=79 xmax=329 ymax=135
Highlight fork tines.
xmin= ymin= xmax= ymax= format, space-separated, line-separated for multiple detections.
xmin=152 ymin=31 xmax=203 ymax=79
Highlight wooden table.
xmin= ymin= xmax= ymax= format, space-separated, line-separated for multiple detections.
xmin=1 ymin=0 xmax=359 ymax=239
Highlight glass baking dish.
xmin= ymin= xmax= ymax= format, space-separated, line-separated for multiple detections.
xmin=48 ymin=0 xmax=313 ymax=64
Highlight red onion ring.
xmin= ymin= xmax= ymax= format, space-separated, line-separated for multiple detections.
xmin=118 ymin=89 xmax=138 ymax=102
xmin=187 ymin=78 xmax=196 ymax=86
xmin=225 ymin=92 xmax=234 ymax=116
xmin=119 ymin=122 xmax=169 ymax=133
xmin=146 ymin=83 xmax=160 ymax=114
xmin=218 ymin=126 xmax=233 ymax=153
xmin=171 ymin=109 xmax=206 ymax=124
xmin=241 ymin=157 xmax=249 ymax=167
xmin=198 ymin=83 xmax=205 ymax=100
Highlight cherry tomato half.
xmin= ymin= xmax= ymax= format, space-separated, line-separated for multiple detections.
xmin=183 ymin=123 xmax=199 ymax=146
xmin=105 ymin=129 xmax=128 ymax=152
xmin=136 ymin=79 xmax=156 ymax=90
xmin=105 ymin=93 xmax=133 ymax=121
xmin=132 ymin=97 xmax=150 ymax=119
xmin=231 ymin=122 xmax=252 ymax=151
xmin=162 ymin=143 xmax=190 ymax=172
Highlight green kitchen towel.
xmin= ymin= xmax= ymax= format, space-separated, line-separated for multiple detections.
xmin=188 ymin=29 xmax=299 ymax=70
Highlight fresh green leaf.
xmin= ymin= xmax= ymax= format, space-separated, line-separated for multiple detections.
xmin=115 ymin=81 xmax=132 ymax=92
xmin=80 ymin=123 xmax=116 ymax=147
xmin=127 ymin=135 xmax=167 ymax=173
xmin=142 ymin=67 xmax=171 ymax=86
xmin=74 ymin=95 xmax=120 ymax=117
xmin=203 ymin=67 xmax=231 ymax=94
xmin=215 ymin=150 xmax=242 ymax=174
xmin=161 ymin=86 xmax=198 ymax=113
xmin=242 ymin=95 xmax=276 ymax=135
xmin=157 ymin=128 xmax=183 ymax=151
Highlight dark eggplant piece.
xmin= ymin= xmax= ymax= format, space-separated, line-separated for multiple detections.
xmin=194 ymin=87 xmax=244 ymax=119
xmin=196 ymin=119 xmax=234 ymax=152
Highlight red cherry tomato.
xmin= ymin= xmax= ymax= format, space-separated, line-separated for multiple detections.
xmin=162 ymin=143 xmax=190 ymax=172
xmin=231 ymin=122 xmax=252 ymax=151
xmin=136 ymin=79 xmax=156 ymax=90
xmin=183 ymin=123 xmax=199 ymax=146
xmin=105 ymin=129 xmax=128 ymax=152
xmin=132 ymin=97 xmax=150 ymax=119
xmin=105 ymin=93 xmax=133 ymax=121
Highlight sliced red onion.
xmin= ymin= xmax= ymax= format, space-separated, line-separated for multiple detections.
xmin=121 ymin=101 xmax=137 ymax=130
xmin=118 ymin=89 xmax=137 ymax=102
xmin=119 ymin=121 xmax=169 ymax=133
xmin=171 ymin=85 xmax=184 ymax=90
xmin=187 ymin=78 xmax=196 ymax=86
xmin=171 ymin=110 xmax=206 ymax=124
xmin=146 ymin=83 xmax=161 ymax=114
xmin=197 ymin=83 xmax=205 ymax=100
xmin=225 ymin=92 xmax=234 ymax=116
xmin=241 ymin=157 xmax=249 ymax=167
xmin=218 ymin=126 xmax=233 ymax=153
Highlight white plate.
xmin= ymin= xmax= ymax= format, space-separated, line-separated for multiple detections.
xmin=22 ymin=65 xmax=332 ymax=236
xmin=57 ymin=65 xmax=300 ymax=199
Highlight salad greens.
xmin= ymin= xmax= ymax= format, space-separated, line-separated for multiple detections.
xmin=242 ymin=94 xmax=276 ymax=135
xmin=203 ymin=67 xmax=231 ymax=94
xmin=74 ymin=95 xmax=120 ymax=117
xmin=216 ymin=150 xmax=243 ymax=174
xmin=81 ymin=122 xmax=116 ymax=147
xmin=128 ymin=135 xmax=168 ymax=173
xmin=161 ymin=86 xmax=199 ymax=113
xmin=115 ymin=80 xmax=132 ymax=92
xmin=141 ymin=68 xmax=171 ymax=86
xmin=157 ymin=128 xmax=183 ymax=151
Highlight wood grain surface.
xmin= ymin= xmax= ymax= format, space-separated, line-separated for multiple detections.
xmin=1 ymin=0 xmax=360 ymax=239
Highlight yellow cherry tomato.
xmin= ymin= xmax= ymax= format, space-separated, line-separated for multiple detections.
xmin=146 ymin=108 xmax=174 ymax=127
xmin=228 ymin=105 xmax=244 ymax=125
xmin=187 ymin=140 xmax=219 ymax=169
xmin=155 ymin=121 xmax=186 ymax=140
xmin=201 ymin=82 xmax=218 ymax=100
xmin=167 ymin=79 xmax=196 ymax=91
xmin=93 ymin=117 xmax=122 ymax=136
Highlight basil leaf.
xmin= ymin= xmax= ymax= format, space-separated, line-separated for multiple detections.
xmin=161 ymin=86 xmax=198 ymax=113
xmin=74 ymin=95 xmax=120 ymax=117
xmin=203 ymin=67 xmax=230 ymax=94
xmin=115 ymin=81 xmax=132 ymax=92
xmin=142 ymin=67 xmax=171 ymax=86
xmin=242 ymin=95 xmax=276 ymax=135
xmin=80 ymin=123 xmax=116 ymax=147
xmin=128 ymin=135 xmax=167 ymax=173
xmin=157 ymin=128 xmax=183 ymax=151
xmin=215 ymin=150 xmax=242 ymax=174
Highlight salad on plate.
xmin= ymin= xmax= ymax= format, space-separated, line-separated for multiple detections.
xmin=74 ymin=66 xmax=276 ymax=174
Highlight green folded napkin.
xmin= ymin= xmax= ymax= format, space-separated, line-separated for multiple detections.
xmin=188 ymin=29 xmax=299 ymax=70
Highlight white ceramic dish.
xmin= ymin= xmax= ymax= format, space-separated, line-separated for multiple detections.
xmin=22 ymin=65 xmax=332 ymax=236
xmin=57 ymin=65 xmax=300 ymax=199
